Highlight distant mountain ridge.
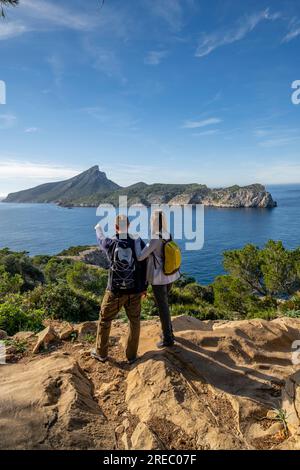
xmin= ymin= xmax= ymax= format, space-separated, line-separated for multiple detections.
xmin=4 ymin=166 xmax=120 ymax=204
xmin=3 ymin=166 xmax=277 ymax=208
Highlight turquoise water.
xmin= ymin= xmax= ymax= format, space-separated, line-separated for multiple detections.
xmin=0 ymin=184 xmax=299 ymax=284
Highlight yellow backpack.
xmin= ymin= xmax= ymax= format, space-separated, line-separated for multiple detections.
xmin=162 ymin=237 xmax=182 ymax=275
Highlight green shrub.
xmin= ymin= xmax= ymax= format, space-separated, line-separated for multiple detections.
xmin=279 ymin=293 xmax=300 ymax=314
xmin=213 ymin=275 xmax=253 ymax=315
xmin=32 ymin=255 xmax=52 ymax=269
xmin=141 ymin=295 xmax=158 ymax=319
xmin=258 ymin=296 xmax=278 ymax=311
xmin=198 ymin=306 xmax=232 ymax=321
xmin=26 ymin=284 xmax=81 ymax=321
xmin=81 ymin=333 xmax=96 ymax=344
xmin=23 ymin=283 xmax=99 ymax=322
xmin=170 ymin=302 xmax=229 ymax=320
xmin=44 ymin=257 xmax=74 ymax=283
xmin=261 ymin=241 xmax=300 ymax=296
xmin=281 ymin=310 xmax=300 ymax=318
xmin=0 ymin=300 xmax=45 ymax=336
xmin=4 ymin=338 xmax=28 ymax=353
xmin=223 ymin=241 xmax=300 ymax=298
xmin=174 ymin=274 xmax=196 ymax=288
xmin=0 ymin=266 xmax=24 ymax=300
xmin=170 ymin=303 xmax=200 ymax=317
xmin=183 ymin=282 xmax=214 ymax=304
xmin=246 ymin=310 xmax=278 ymax=320
xmin=0 ymin=249 xmax=44 ymax=291
xmin=57 ymin=246 xmax=91 ymax=256
xmin=169 ymin=286 xmax=196 ymax=305
xmin=67 ymin=262 xmax=107 ymax=297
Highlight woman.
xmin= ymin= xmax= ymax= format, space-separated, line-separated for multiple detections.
xmin=135 ymin=211 xmax=180 ymax=348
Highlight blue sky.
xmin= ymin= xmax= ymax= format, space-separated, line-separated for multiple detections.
xmin=0 ymin=0 xmax=299 ymax=196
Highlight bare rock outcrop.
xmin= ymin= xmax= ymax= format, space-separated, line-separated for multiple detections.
xmin=58 ymin=323 xmax=74 ymax=341
xmin=0 ymin=353 xmax=115 ymax=450
xmin=125 ymin=316 xmax=300 ymax=450
xmin=0 ymin=329 xmax=7 ymax=340
xmin=1 ymin=316 xmax=300 ymax=450
xmin=131 ymin=422 xmax=162 ymax=450
xmin=74 ymin=321 xmax=97 ymax=341
xmin=59 ymin=246 xmax=109 ymax=269
xmin=282 ymin=370 xmax=300 ymax=434
xmin=32 ymin=326 xmax=58 ymax=354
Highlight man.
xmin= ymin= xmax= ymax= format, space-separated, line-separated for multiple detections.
xmin=91 ymin=215 xmax=147 ymax=364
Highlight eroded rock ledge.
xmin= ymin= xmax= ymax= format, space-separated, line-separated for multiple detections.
xmin=1 ymin=316 xmax=299 ymax=450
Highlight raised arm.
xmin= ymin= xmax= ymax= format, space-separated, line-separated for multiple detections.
xmin=95 ymin=223 xmax=114 ymax=255
xmin=135 ymin=238 xmax=160 ymax=261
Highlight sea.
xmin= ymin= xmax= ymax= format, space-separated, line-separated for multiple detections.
xmin=0 ymin=184 xmax=299 ymax=284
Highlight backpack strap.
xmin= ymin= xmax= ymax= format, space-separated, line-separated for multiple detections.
xmin=152 ymin=252 xmax=159 ymax=269
xmin=159 ymin=212 xmax=163 ymax=240
xmin=158 ymin=212 xmax=172 ymax=242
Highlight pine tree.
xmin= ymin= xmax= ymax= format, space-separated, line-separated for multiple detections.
xmin=0 ymin=0 xmax=19 ymax=18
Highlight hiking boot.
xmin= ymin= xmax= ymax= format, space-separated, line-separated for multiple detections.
xmin=156 ymin=340 xmax=175 ymax=349
xmin=128 ymin=357 xmax=138 ymax=365
xmin=90 ymin=349 xmax=108 ymax=363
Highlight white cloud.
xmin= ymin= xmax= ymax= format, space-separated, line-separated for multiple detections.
xmin=0 ymin=0 xmax=136 ymax=43
xmin=47 ymin=54 xmax=64 ymax=87
xmin=103 ymin=162 xmax=202 ymax=186
xmin=192 ymin=129 xmax=219 ymax=136
xmin=0 ymin=114 xmax=17 ymax=129
xmin=0 ymin=0 xmax=99 ymax=41
xmin=20 ymin=0 xmax=97 ymax=31
xmin=254 ymin=127 xmax=300 ymax=148
xmin=0 ymin=160 xmax=80 ymax=180
xmin=253 ymin=128 xmax=272 ymax=138
xmin=81 ymin=106 xmax=139 ymax=131
xmin=253 ymin=162 xmax=300 ymax=184
xmin=0 ymin=160 xmax=82 ymax=196
xmin=196 ymin=9 xmax=281 ymax=57
xmin=25 ymin=127 xmax=39 ymax=133
xmin=144 ymin=50 xmax=168 ymax=66
xmin=144 ymin=0 xmax=184 ymax=32
xmin=283 ymin=18 xmax=300 ymax=42
xmin=82 ymin=39 xmax=127 ymax=83
xmin=182 ymin=117 xmax=222 ymax=129
xmin=259 ymin=137 xmax=300 ymax=148
xmin=0 ymin=21 xmax=30 ymax=40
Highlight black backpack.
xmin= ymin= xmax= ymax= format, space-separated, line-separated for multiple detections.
xmin=109 ymin=238 xmax=137 ymax=292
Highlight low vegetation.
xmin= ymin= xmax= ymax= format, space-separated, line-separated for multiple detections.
xmin=0 ymin=240 xmax=300 ymax=335
xmin=57 ymin=246 xmax=91 ymax=257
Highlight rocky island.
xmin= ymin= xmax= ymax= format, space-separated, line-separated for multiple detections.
xmin=4 ymin=165 xmax=277 ymax=208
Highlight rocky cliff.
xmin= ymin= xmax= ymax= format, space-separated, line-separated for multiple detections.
xmin=1 ymin=316 xmax=299 ymax=450
xmin=3 ymin=166 xmax=277 ymax=208
xmin=169 ymin=184 xmax=276 ymax=208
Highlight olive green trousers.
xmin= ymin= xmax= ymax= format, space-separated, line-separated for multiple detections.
xmin=95 ymin=290 xmax=142 ymax=361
